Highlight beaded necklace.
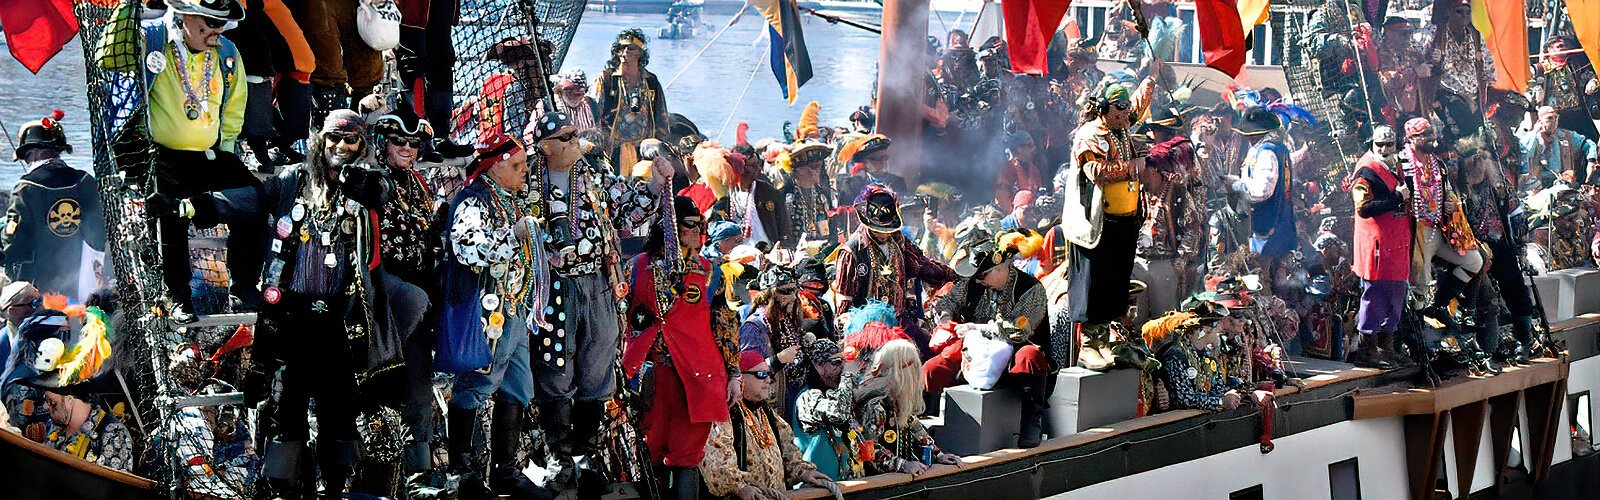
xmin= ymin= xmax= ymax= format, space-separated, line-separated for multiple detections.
xmin=484 ymin=178 xmax=537 ymax=315
xmin=172 ymin=43 xmax=215 ymax=121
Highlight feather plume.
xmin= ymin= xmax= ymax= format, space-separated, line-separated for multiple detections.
xmin=1266 ymin=101 xmax=1317 ymax=126
xmin=735 ymin=122 xmax=751 ymax=147
xmin=797 ymin=101 xmax=821 ymax=140
xmin=693 ymin=143 xmax=734 ymax=198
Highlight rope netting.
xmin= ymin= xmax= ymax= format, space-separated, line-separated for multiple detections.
xmin=449 ymin=0 xmax=588 ymax=146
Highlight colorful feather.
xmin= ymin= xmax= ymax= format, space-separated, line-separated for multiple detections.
xmin=797 ymin=101 xmax=821 ymax=140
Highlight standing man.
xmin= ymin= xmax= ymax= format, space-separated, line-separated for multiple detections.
xmin=1 ymin=112 xmax=106 ymax=300
xmin=1529 ymin=36 xmax=1598 ymax=140
xmin=1227 ymin=106 xmax=1298 ymax=264
xmin=1348 ymin=126 xmax=1411 ymax=368
xmin=529 ymin=111 xmax=665 ymax=488
xmin=438 ymin=132 xmax=548 ymax=499
xmin=1060 ymin=65 xmax=1157 ymax=370
xmin=831 ymin=185 xmax=957 ymax=358
xmin=710 ymin=148 xmax=788 ymax=249
xmin=622 ymin=196 xmax=740 ymax=500
xmin=598 ymin=29 xmax=669 ymax=169
xmin=1133 ymin=107 xmax=1202 ymax=321
xmin=103 ymin=0 xmax=257 ymax=323
xmin=781 ymin=141 xmax=836 ymax=248
xmin=218 ymin=110 xmax=396 ymax=498
xmin=1402 ymin=118 xmax=1482 ymax=328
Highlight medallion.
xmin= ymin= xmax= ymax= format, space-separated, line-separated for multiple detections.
xmin=291 ymin=204 xmax=306 ymax=222
xmin=262 ymin=287 xmax=282 ymax=305
xmin=482 ymin=293 xmax=501 ymax=311
xmin=324 ymin=253 xmax=338 ymax=269
xmin=185 ymin=105 xmax=201 ymax=121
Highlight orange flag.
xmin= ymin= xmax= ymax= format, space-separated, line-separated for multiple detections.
xmin=1472 ymin=0 xmax=1529 ymax=92
xmin=1568 ymin=0 xmax=1600 ymax=74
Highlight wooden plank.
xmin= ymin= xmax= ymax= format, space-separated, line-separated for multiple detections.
xmin=1403 ymin=412 xmax=1448 ymax=500
xmin=1486 ymin=391 xmax=1522 ymax=495
xmin=0 ymin=428 xmax=157 ymax=490
xmin=1353 ymin=359 xmax=1568 ymax=419
xmin=1450 ymin=402 xmax=1486 ymax=499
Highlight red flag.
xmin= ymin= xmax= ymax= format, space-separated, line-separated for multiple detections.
xmin=0 ymin=0 xmax=79 ymax=74
xmin=1194 ymin=0 xmax=1248 ymax=79
xmin=1002 ymin=0 xmax=1072 ymax=76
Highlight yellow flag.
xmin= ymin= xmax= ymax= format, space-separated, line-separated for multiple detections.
xmin=1569 ymin=0 xmax=1600 ymax=75
xmin=1474 ymin=0 xmax=1530 ymax=91
xmin=1238 ymin=0 xmax=1271 ymax=34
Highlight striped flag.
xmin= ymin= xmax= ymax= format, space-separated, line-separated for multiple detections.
xmin=1471 ymin=0 xmax=1529 ymax=92
xmin=1195 ymin=0 xmax=1248 ymax=78
xmin=749 ymin=0 xmax=814 ymax=103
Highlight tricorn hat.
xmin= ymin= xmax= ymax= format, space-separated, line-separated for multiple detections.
xmin=852 ymin=184 xmax=903 ymax=234
xmin=168 ymin=0 xmax=245 ymax=21
xmin=1236 ymin=106 xmax=1282 ymax=136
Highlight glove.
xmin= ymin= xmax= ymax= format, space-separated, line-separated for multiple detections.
xmin=340 ymin=166 xmax=387 ymax=204
xmin=628 ymin=303 xmax=657 ymax=331
xmin=143 ymin=192 xmax=180 ymax=219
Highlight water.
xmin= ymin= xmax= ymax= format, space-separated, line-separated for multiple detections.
xmin=0 ymin=10 xmax=924 ymax=186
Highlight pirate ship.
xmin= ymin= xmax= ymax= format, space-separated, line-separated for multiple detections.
xmin=3 ymin=0 xmax=1597 ymax=499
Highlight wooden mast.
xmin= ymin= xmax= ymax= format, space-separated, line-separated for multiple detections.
xmin=876 ymin=0 xmax=931 ymax=186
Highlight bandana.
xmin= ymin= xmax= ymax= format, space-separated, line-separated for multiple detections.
xmin=740 ymin=349 xmax=767 ymax=371
xmin=531 ymin=111 xmax=574 ymax=143
xmin=1404 ymin=117 xmax=1433 ymax=136
xmin=807 ymin=338 xmax=842 ymax=364
xmin=320 ymin=109 xmax=365 ymax=136
xmin=757 ymin=265 xmax=799 ymax=291
xmin=1098 ymin=83 xmax=1131 ymax=106
xmin=467 ymin=132 xmax=523 ymax=181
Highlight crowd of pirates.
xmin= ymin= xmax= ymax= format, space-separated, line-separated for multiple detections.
xmin=1 ymin=0 xmax=1599 ymax=499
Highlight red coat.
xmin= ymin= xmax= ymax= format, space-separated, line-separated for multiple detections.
xmin=622 ymin=255 xmax=730 ymax=424
xmin=1350 ymin=155 xmax=1411 ymax=281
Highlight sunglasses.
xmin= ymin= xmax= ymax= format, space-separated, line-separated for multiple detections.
xmin=1375 ymin=142 xmax=1395 ymax=148
xmin=743 ymin=370 xmax=772 ymax=380
xmin=327 ymin=133 xmax=363 ymax=146
xmin=1112 ymin=101 xmax=1132 ymax=111
xmin=548 ymin=132 xmax=577 ymax=143
xmin=680 ymin=218 xmax=704 ymax=229
xmin=389 ymin=136 xmax=424 ymax=148
xmin=774 ymin=287 xmax=798 ymax=295
xmin=201 ymin=17 xmax=228 ymax=29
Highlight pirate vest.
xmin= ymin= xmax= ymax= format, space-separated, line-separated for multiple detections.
xmin=622 ymin=254 xmax=730 ymax=424
xmin=1 ymin=160 xmax=104 ymax=298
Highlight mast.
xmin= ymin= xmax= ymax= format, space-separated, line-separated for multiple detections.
xmin=876 ymin=0 xmax=931 ymax=185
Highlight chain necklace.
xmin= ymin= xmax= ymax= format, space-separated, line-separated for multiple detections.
xmin=485 ymin=178 xmax=536 ymax=315
xmin=173 ymin=43 xmax=215 ymax=121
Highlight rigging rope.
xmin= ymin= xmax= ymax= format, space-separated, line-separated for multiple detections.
xmin=716 ymin=50 xmax=767 ymax=143
xmin=664 ymin=3 xmax=751 ymax=90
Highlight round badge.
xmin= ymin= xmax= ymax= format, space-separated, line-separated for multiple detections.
xmin=556 ymin=358 xmax=565 ymax=367
xmin=1185 ymin=367 xmax=1199 ymax=379
xmin=291 ymin=204 xmax=306 ymax=222
xmin=145 ymin=50 xmax=167 ymax=75
xmin=557 ymin=329 xmax=566 ymax=338
xmin=490 ymin=263 xmax=508 ymax=278
xmin=883 ymin=430 xmax=898 ymax=444
xmin=481 ymin=293 xmax=501 ymax=311
xmin=544 ymin=353 xmax=553 ymax=362
xmin=276 ymin=218 xmax=293 ymax=238
xmin=486 ymin=325 xmax=503 ymax=340
xmin=262 ymin=287 xmax=282 ymax=305
xmin=554 ymin=342 xmax=563 ymax=352
xmin=543 ymin=338 xmax=552 ymax=347
xmin=488 ymin=311 xmax=505 ymax=328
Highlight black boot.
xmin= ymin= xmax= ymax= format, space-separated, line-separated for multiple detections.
xmin=1378 ymin=330 xmax=1411 ymax=367
xmin=1422 ymin=274 xmax=1469 ymax=329
xmin=262 ymin=440 xmax=307 ymax=499
xmin=490 ymin=399 xmax=554 ymax=499
xmin=1511 ymin=316 xmax=1534 ymax=364
xmin=1351 ymin=333 xmax=1389 ymax=369
xmin=316 ymin=439 xmax=357 ymax=499
xmin=1017 ymin=380 xmax=1047 ymax=448
xmin=537 ymin=399 xmax=575 ymax=489
xmin=448 ymin=407 xmax=489 ymax=500
xmin=311 ymin=84 xmax=351 ymax=126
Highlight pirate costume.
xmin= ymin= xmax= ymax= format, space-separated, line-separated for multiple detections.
xmin=598 ymin=29 xmax=669 ymax=170
xmin=1402 ymin=118 xmax=1483 ymax=328
xmin=214 ymin=110 xmax=397 ymax=498
xmin=1232 ymin=106 xmax=1298 ymax=260
xmin=437 ymin=132 xmax=549 ymax=498
xmin=1061 ymin=75 xmax=1155 ymax=368
xmin=621 ymin=196 xmax=739 ymax=498
xmin=1 ymin=112 xmax=106 ymax=301
xmin=781 ymin=141 xmax=836 ymax=247
xmin=1349 ymin=126 xmax=1412 ymax=368
xmin=1133 ymin=108 xmax=1203 ymax=321
xmin=737 ymin=265 xmax=808 ymax=415
xmin=831 ymin=185 xmax=957 ymax=359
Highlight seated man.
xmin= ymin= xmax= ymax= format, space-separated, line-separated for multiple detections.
xmin=701 ymin=351 xmax=836 ymax=499
xmin=43 ymin=391 xmax=134 ymax=472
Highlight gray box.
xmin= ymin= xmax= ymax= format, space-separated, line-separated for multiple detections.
xmin=1533 ymin=273 xmax=1573 ymax=322
xmin=1551 ymin=268 xmax=1600 ymax=317
xmin=1047 ymin=368 xmax=1140 ymax=437
xmin=939 ymin=385 xmax=1022 ymax=456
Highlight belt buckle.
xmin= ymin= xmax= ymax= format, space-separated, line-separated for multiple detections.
xmin=311 ymin=300 xmax=328 ymax=313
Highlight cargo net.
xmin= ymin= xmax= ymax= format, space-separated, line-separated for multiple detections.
xmin=71 ymin=1 xmax=258 ymax=495
xmin=1282 ymin=0 xmax=1374 ymax=168
xmin=449 ymin=0 xmax=587 ymax=147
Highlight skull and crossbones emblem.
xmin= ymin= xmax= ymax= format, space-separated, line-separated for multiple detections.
xmin=48 ymin=198 xmax=82 ymax=237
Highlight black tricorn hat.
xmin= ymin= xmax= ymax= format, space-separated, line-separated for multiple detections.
xmin=14 ymin=110 xmax=71 ymax=161
xmin=1236 ymin=106 xmax=1282 ymax=136
xmin=168 ymin=0 xmax=245 ymax=21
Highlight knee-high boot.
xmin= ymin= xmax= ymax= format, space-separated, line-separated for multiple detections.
xmin=490 ymin=399 xmax=554 ymax=499
xmin=1512 ymin=315 xmax=1534 ymax=364
xmin=262 ymin=439 xmax=307 ymax=499
xmin=668 ymin=466 xmax=701 ymax=500
xmin=1423 ymin=272 xmax=1470 ymax=329
xmin=448 ymin=407 xmax=489 ymax=500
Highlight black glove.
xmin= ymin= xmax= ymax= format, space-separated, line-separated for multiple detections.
xmin=628 ymin=303 xmax=657 ymax=331
xmin=340 ymin=166 xmax=388 ymax=205
xmin=143 ymin=192 xmax=179 ymax=219
xmin=433 ymin=138 xmax=476 ymax=160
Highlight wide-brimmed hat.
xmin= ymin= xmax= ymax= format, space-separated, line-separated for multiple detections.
xmin=852 ymin=184 xmax=902 ymax=233
xmin=168 ymin=0 xmax=245 ymax=21
xmin=372 ymin=106 xmax=433 ymax=139
xmin=1236 ymin=106 xmax=1282 ymax=136
xmin=790 ymin=141 xmax=831 ymax=167
xmin=13 ymin=111 xmax=71 ymax=161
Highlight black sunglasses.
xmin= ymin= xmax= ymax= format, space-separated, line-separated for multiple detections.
xmin=743 ymin=370 xmax=772 ymax=380
xmin=679 ymin=218 xmax=704 ymax=229
xmin=327 ymin=133 xmax=363 ymax=146
xmin=389 ymin=136 xmax=424 ymax=148
xmin=202 ymin=17 xmax=228 ymax=29
xmin=1374 ymin=142 xmax=1395 ymax=148
xmin=548 ymin=132 xmax=576 ymax=143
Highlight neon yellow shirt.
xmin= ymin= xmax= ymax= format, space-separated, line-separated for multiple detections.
xmin=149 ymin=42 xmax=246 ymax=152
